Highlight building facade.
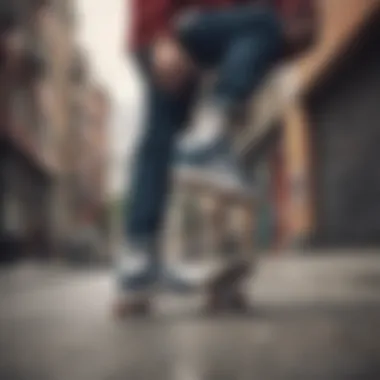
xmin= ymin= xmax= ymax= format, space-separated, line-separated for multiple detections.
xmin=0 ymin=0 xmax=52 ymax=262
xmin=35 ymin=0 xmax=80 ymax=251
xmin=0 ymin=0 xmax=106 ymax=262
xmin=64 ymin=78 xmax=110 ymax=262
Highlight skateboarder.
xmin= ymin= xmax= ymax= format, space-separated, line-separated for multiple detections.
xmin=115 ymin=0 xmax=317 ymax=316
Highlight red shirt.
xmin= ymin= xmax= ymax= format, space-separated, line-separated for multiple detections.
xmin=129 ymin=0 xmax=309 ymax=50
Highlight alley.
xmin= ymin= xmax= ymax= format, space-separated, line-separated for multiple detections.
xmin=1 ymin=254 xmax=380 ymax=380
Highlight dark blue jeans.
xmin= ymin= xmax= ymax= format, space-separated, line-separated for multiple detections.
xmin=125 ymin=5 xmax=283 ymax=247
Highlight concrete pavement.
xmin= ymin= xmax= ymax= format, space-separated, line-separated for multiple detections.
xmin=1 ymin=253 xmax=380 ymax=380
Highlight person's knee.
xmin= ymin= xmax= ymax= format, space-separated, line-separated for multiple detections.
xmin=238 ymin=12 xmax=283 ymax=63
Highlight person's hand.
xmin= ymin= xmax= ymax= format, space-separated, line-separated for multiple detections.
xmin=152 ymin=37 xmax=197 ymax=92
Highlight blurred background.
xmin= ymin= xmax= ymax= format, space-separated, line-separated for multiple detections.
xmin=0 ymin=0 xmax=137 ymax=266
xmin=1 ymin=0 xmax=380 ymax=267
xmin=1 ymin=0 xmax=380 ymax=379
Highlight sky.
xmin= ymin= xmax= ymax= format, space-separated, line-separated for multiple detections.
xmin=75 ymin=0 xmax=143 ymax=199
